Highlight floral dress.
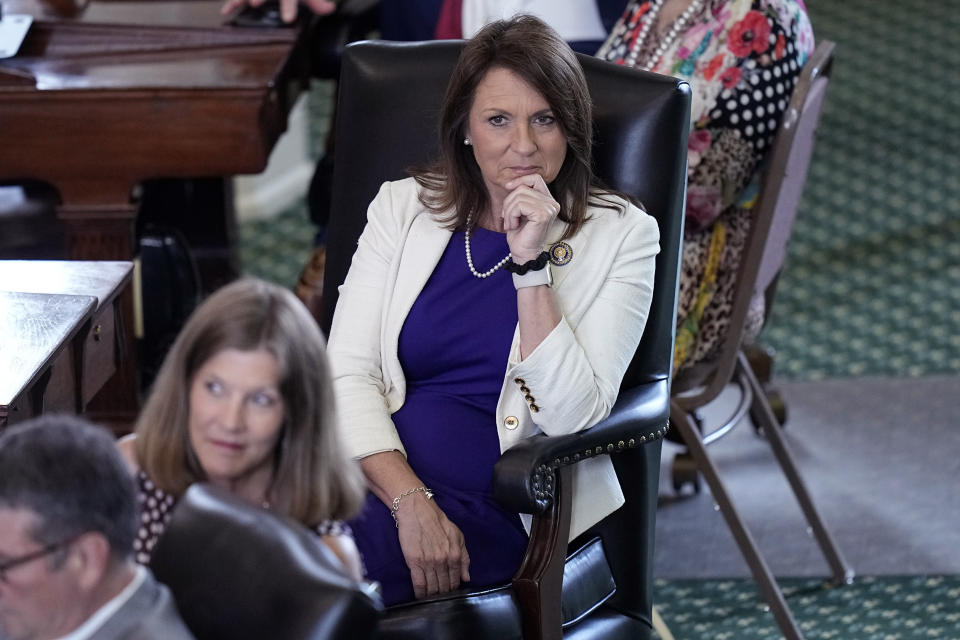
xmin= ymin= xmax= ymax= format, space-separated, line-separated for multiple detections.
xmin=598 ymin=0 xmax=814 ymax=373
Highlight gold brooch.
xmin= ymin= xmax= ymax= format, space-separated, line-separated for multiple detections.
xmin=549 ymin=242 xmax=573 ymax=266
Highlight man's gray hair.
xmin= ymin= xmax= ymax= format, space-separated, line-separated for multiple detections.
xmin=0 ymin=414 xmax=137 ymax=559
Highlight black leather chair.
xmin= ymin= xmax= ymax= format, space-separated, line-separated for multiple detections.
xmin=150 ymin=484 xmax=381 ymax=640
xmin=321 ymin=41 xmax=691 ymax=640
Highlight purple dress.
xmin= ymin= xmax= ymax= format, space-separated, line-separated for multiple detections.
xmin=349 ymin=227 xmax=529 ymax=606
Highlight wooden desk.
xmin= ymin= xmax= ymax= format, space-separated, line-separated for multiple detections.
xmin=0 ymin=260 xmax=134 ymax=431
xmin=0 ymin=290 xmax=95 ymax=428
xmin=0 ymin=0 xmax=308 ymax=263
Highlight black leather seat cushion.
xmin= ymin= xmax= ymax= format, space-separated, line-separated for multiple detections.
xmin=379 ymin=537 xmax=618 ymax=640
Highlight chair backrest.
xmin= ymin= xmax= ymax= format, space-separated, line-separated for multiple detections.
xmin=673 ymin=40 xmax=836 ymax=403
xmin=755 ymin=41 xmax=835 ymax=300
xmin=321 ymin=40 xmax=690 ymax=391
xmin=150 ymin=484 xmax=380 ymax=640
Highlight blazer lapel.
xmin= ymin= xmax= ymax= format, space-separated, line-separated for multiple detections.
xmin=391 ymin=212 xmax=452 ymax=324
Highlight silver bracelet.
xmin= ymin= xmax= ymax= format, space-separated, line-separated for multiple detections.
xmin=390 ymin=486 xmax=434 ymax=528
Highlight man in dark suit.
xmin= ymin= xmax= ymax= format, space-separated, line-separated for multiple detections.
xmin=0 ymin=415 xmax=194 ymax=640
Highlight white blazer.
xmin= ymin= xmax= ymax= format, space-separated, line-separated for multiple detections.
xmin=328 ymin=177 xmax=659 ymax=539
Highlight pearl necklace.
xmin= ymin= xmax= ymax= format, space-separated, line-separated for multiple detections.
xmin=464 ymin=215 xmax=511 ymax=279
xmin=625 ymin=0 xmax=705 ymax=71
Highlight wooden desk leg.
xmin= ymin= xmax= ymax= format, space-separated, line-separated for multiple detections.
xmin=59 ymin=202 xmax=140 ymax=435
xmin=60 ymin=203 xmax=137 ymax=261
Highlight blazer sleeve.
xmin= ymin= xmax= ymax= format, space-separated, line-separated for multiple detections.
xmin=506 ymin=208 xmax=659 ymax=437
xmin=327 ymin=181 xmax=407 ymax=460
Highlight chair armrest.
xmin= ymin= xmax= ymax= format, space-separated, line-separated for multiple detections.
xmin=492 ymin=379 xmax=671 ymax=515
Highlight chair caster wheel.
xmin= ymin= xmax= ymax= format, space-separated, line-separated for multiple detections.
xmin=671 ymin=453 xmax=700 ymax=495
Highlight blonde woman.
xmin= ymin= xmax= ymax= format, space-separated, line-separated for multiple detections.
xmin=118 ymin=278 xmax=366 ymax=579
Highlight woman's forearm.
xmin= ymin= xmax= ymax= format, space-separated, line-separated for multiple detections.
xmin=359 ymin=450 xmax=428 ymax=508
xmin=516 ymin=284 xmax=561 ymax=360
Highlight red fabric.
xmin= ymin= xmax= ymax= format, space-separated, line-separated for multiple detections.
xmin=434 ymin=0 xmax=462 ymax=39
xmin=727 ymin=10 xmax=772 ymax=57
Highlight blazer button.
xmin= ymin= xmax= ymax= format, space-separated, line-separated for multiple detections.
xmin=530 ymin=404 xmax=540 ymax=413
xmin=519 ymin=385 xmax=530 ymax=394
xmin=524 ymin=394 xmax=535 ymax=403
xmin=504 ymin=416 xmax=519 ymax=430
xmin=514 ymin=377 xmax=525 ymax=385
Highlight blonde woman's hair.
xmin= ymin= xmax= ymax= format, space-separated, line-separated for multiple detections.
xmin=134 ymin=278 xmax=366 ymax=524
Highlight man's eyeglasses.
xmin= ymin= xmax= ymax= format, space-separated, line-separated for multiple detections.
xmin=0 ymin=538 xmax=75 ymax=582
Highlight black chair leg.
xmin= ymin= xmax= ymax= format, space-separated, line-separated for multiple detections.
xmin=669 ymin=400 xmax=806 ymax=640
xmin=735 ymin=351 xmax=855 ymax=586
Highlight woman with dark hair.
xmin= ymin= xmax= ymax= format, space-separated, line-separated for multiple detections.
xmin=118 ymin=278 xmax=366 ymax=579
xmin=328 ymin=15 xmax=660 ymax=605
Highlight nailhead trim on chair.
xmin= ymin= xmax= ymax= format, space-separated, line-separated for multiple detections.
xmin=532 ymin=466 xmax=556 ymax=507
xmin=531 ymin=422 xmax=671 ymax=508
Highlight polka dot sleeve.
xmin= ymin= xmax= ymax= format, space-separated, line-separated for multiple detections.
xmin=133 ymin=471 xmax=178 ymax=565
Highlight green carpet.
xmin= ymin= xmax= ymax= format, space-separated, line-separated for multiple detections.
xmin=237 ymin=80 xmax=334 ymax=291
xmin=653 ymin=576 xmax=960 ymax=639
xmin=757 ymin=0 xmax=960 ymax=380
xmin=237 ymin=199 xmax=315 ymax=293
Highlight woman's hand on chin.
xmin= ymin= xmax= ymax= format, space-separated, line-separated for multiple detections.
xmin=395 ymin=496 xmax=471 ymax=599
xmin=502 ymin=173 xmax=561 ymax=263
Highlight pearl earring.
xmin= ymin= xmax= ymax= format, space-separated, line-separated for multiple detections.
xmin=464 ymin=138 xmax=471 ymax=146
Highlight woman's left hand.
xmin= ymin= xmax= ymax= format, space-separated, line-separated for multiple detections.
xmin=501 ymin=174 xmax=561 ymax=263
